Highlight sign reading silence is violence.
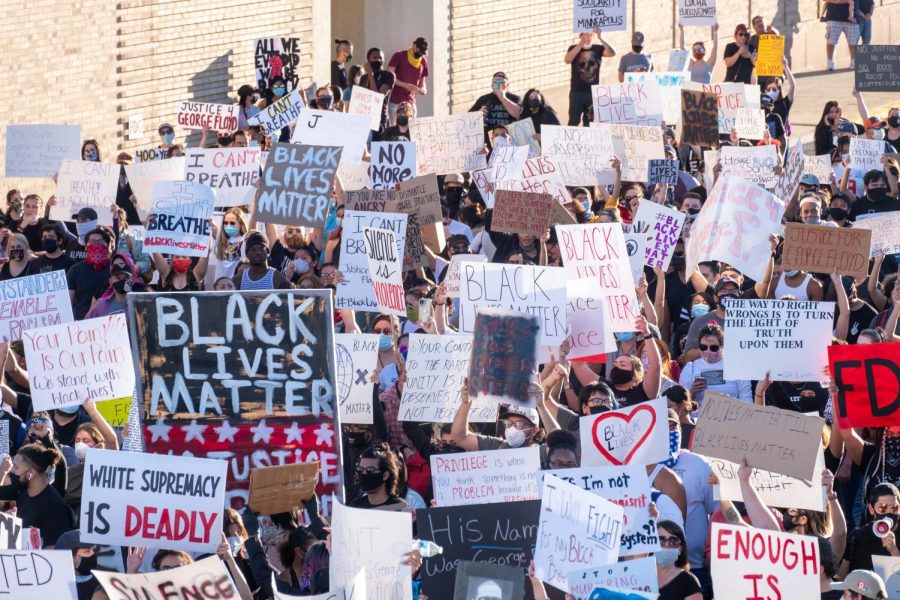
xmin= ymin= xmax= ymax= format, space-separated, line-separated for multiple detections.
xmin=829 ymin=341 xmax=900 ymax=428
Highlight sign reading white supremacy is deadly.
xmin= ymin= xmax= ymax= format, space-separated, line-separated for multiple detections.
xmin=184 ymin=148 xmax=261 ymax=207
xmin=80 ymin=448 xmax=226 ymax=553
xmin=52 ymin=160 xmax=120 ymax=224
xmin=336 ymin=210 xmax=407 ymax=312
xmin=431 ymin=446 xmax=540 ymax=507
xmin=144 ymin=180 xmax=215 ymax=257
xmin=724 ymin=299 xmax=835 ymax=382
xmin=0 ymin=271 xmax=73 ymax=343
xmin=93 ymin=556 xmax=240 ymax=600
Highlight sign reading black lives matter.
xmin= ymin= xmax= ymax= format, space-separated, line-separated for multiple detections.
xmin=855 ymin=45 xmax=900 ymax=92
xmin=127 ymin=290 xmax=342 ymax=512
xmin=256 ymin=143 xmax=342 ymax=228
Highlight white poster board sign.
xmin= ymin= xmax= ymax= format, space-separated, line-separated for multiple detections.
xmin=854 ymin=211 xmax=900 ymax=256
xmin=594 ymin=123 xmax=666 ymax=183
xmin=573 ymin=0 xmax=627 ymax=32
xmin=720 ymin=145 xmax=779 ymax=188
xmin=176 ymin=101 xmax=239 ymax=131
xmin=579 ymin=398 xmax=670 ymax=467
xmin=410 ymin=113 xmax=485 ymax=175
xmin=0 ymin=271 xmax=73 ymax=343
xmin=93 ymin=556 xmax=239 ymax=600
xmin=850 ymin=137 xmax=885 ymax=173
xmin=541 ymin=125 xmax=615 ymax=186
xmin=568 ymin=556 xmax=659 ymax=598
xmin=248 ymin=88 xmax=305 ymax=135
xmin=144 ymin=180 xmax=215 ymax=257
xmin=631 ymin=201 xmax=686 ymax=271
xmin=624 ymin=72 xmax=688 ymax=126
xmin=124 ymin=157 xmax=187 ymax=216
xmin=363 ymin=227 xmax=406 ymax=317
xmin=5 ymin=124 xmax=81 ymax=178
xmin=348 ymin=86 xmax=386 ymax=131
xmin=291 ymin=110 xmax=371 ymax=165
xmin=592 ymin=80 xmax=664 ymax=127
xmin=431 ymin=446 xmax=540 ymax=506
xmin=444 ymin=254 xmax=488 ymax=298
xmin=336 ymin=210 xmax=408 ymax=313
xmin=184 ymin=148 xmax=261 ymax=207
xmin=566 ymin=278 xmax=617 ymax=360
xmin=52 ymin=160 xmax=120 ymax=224
xmin=334 ymin=333 xmax=379 ymax=425
xmin=495 ymin=155 xmax=571 ymax=207
xmin=370 ymin=141 xmax=417 ymax=189
xmin=679 ymin=0 xmax=717 ymax=25
xmin=0 ymin=549 xmax=77 ymax=598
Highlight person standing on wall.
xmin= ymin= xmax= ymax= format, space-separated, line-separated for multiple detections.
xmin=564 ymin=28 xmax=616 ymax=126
xmin=388 ymin=37 xmax=430 ymax=120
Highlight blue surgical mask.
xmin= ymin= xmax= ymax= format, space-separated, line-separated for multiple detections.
xmin=249 ymin=140 xmax=259 ymax=147
xmin=162 ymin=132 xmax=175 ymax=145
xmin=224 ymin=225 xmax=239 ymax=238
xmin=378 ymin=334 xmax=393 ymax=352
xmin=614 ymin=332 xmax=635 ymax=343
xmin=691 ymin=304 xmax=710 ymax=318
xmin=56 ymin=404 xmax=81 ymax=415
xmin=292 ymin=258 xmax=310 ymax=274
xmin=783 ymin=270 xmax=800 ymax=278
xmin=655 ymin=548 xmax=680 ymax=567
xmin=580 ymin=200 xmax=591 ymax=212
xmin=273 ymin=86 xmax=286 ymax=96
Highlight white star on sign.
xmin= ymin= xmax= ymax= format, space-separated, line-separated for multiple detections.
xmin=214 ymin=420 xmax=239 ymax=443
xmin=284 ymin=422 xmax=304 ymax=445
xmin=314 ymin=423 xmax=334 ymax=447
xmin=148 ymin=419 xmax=172 ymax=443
xmin=182 ymin=420 xmax=207 ymax=444
xmin=251 ymin=419 xmax=274 ymax=444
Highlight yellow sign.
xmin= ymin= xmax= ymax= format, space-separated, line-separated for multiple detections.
xmin=95 ymin=397 xmax=131 ymax=428
xmin=756 ymin=35 xmax=785 ymax=77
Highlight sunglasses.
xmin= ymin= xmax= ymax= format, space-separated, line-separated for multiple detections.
xmin=624 ymin=195 xmax=641 ymax=202
xmin=372 ymin=328 xmax=392 ymax=335
xmin=876 ymin=503 xmax=900 ymax=513
xmin=699 ymin=344 xmax=720 ymax=352
xmin=355 ymin=467 xmax=382 ymax=475
xmin=737 ymin=32 xmax=748 ymax=37
xmin=659 ymin=535 xmax=682 ymax=548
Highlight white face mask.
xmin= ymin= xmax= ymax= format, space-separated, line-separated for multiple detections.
xmin=227 ymin=535 xmax=244 ymax=555
xmin=74 ymin=441 xmax=90 ymax=462
xmin=872 ymin=128 xmax=886 ymax=141
xmin=76 ymin=220 xmax=98 ymax=243
xmin=293 ymin=258 xmax=310 ymax=274
xmin=504 ymin=426 xmax=528 ymax=448
xmin=766 ymin=89 xmax=779 ymax=102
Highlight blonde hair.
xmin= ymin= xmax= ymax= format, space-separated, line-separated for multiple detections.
xmin=216 ymin=207 xmax=249 ymax=260
xmin=6 ymin=233 xmax=31 ymax=261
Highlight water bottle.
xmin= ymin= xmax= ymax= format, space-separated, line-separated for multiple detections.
xmin=415 ymin=539 xmax=443 ymax=557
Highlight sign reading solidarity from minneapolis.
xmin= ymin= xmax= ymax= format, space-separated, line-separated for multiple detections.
xmin=128 ymin=290 xmax=340 ymax=510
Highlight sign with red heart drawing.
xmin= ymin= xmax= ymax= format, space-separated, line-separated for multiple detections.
xmin=579 ymin=398 xmax=670 ymax=467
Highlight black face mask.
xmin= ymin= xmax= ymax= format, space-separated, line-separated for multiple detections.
xmin=397 ymin=115 xmax=410 ymax=127
xmin=9 ymin=250 xmax=25 ymax=262
xmin=687 ymin=207 xmax=701 ymax=216
xmin=414 ymin=48 xmax=426 ymax=58
xmin=7 ymin=471 xmax=25 ymax=492
xmin=867 ymin=188 xmax=888 ymax=202
xmin=218 ymin=137 xmax=233 ymax=146
xmin=345 ymin=53 xmax=353 ymax=61
xmin=370 ymin=60 xmax=383 ymax=71
xmin=782 ymin=512 xmax=799 ymax=532
xmin=632 ymin=45 xmax=643 ymax=53
xmin=41 ymin=239 xmax=59 ymax=253
xmin=588 ymin=405 xmax=612 ymax=415
xmin=347 ymin=431 xmax=372 ymax=449
xmin=828 ymin=207 xmax=848 ymax=221
xmin=445 ymin=188 xmax=463 ymax=206
xmin=670 ymin=255 xmax=686 ymax=270
xmin=358 ymin=472 xmax=384 ymax=493
xmin=888 ymin=116 xmax=900 ymax=128
xmin=113 ymin=279 xmax=132 ymax=295
xmin=527 ymin=98 xmax=542 ymax=110
xmin=609 ymin=367 xmax=634 ymax=386
xmin=317 ymin=97 xmax=333 ymax=109
xmin=76 ymin=554 xmax=98 ymax=575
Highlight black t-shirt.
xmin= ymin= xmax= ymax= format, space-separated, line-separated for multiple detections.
xmin=843 ymin=525 xmax=891 ymax=571
xmin=886 ymin=134 xmax=900 ymax=153
xmin=658 ymin=570 xmax=703 ymax=600
xmin=724 ymin=43 xmax=754 ymax=84
xmin=15 ymin=219 xmax=47 ymax=251
xmin=568 ymin=44 xmax=605 ymax=92
xmin=331 ymin=60 xmax=348 ymax=89
xmin=523 ymin=109 xmax=561 ymax=134
xmin=29 ymin=254 xmax=77 ymax=275
xmin=116 ymin=166 xmax=141 ymax=226
xmin=377 ymin=126 xmax=411 ymax=142
xmin=65 ymin=239 xmax=88 ymax=263
xmin=616 ymin=384 xmax=651 ymax=407
xmin=820 ymin=591 xmax=843 ymax=600
xmin=269 ymin=239 xmax=296 ymax=273
xmin=764 ymin=381 xmax=829 ymax=415
xmin=846 ymin=302 xmax=879 ymax=343
xmin=67 ymin=261 xmax=111 ymax=320
xmin=849 ymin=193 xmax=900 ymax=220
xmin=0 ymin=485 xmax=74 ymax=546
xmin=470 ymin=92 xmax=522 ymax=133
xmin=825 ymin=2 xmax=851 ymax=21
xmin=772 ymin=96 xmax=793 ymax=126
xmin=0 ymin=261 xmax=32 ymax=281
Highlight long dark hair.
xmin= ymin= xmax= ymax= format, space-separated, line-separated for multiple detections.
xmin=358 ymin=441 xmax=400 ymax=497
xmin=657 ymin=520 xmax=690 ymax=569
xmin=815 ymin=101 xmax=841 ymax=132
xmin=519 ymin=88 xmax=558 ymax=118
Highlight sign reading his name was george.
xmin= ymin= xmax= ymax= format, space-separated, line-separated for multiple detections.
xmin=411 ymin=113 xmax=485 ymax=175
xmin=394 ymin=174 xmax=442 ymax=224
xmin=370 ymin=142 xmax=417 ymax=189
xmin=93 ymin=555 xmax=239 ymax=600
xmin=363 ymin=227 xmax=406 ymax=317
xmin=431 ymin=446 xmax=540 ymax=506
xmin=347 ymin=85 xmax=386 ymax=131
xmin=631 ymin=201 xmax=685 ymax=271
xmin=52 ymin=160 xmax=119 ymax=224
xmin=541 ymin=125 xmax=615 ymax=186
xmin=290 ymin=110 xmax=371 ymax=165
xmin=724 ymin=299 xmax=834 ymax=382
xmin=458 ymin=263 xmax=568 ymax=347
xmin=0 ymin=513 xmax=22 ymax=549
xmin=248 ymin=88 xmax=305 ymax=135
xmin=711 ymin=523 xmax=820 ymax=600
xmin=592 ymin=80 xmax=664 ymax=127
xmin=579 ymin=397 xmax=670 ymax=467
xmin=855 ymin=45 xmax=900 ymax=92
xmin=176 ymin=101 xmax=239 ymax=131
xmin=568 ymin=556 xmax=659 ymax=599
xmin=535 ymin=474 xmax=625 ymax=590
xmin=185 ymin=148 xmax=261 ymax=207
xmin=755 ymin=35 xmax=785 ymax=77
xmin=567 ymin=278 xmax=617 ymax=361
xmin=23 ymin=314 xmax=135 ymax=411
xmin=686 ymin=176 xmax=784 ymax=281
xmin=129 ymin=290 xmax=338 ymax=509
xmin=855 ymin=211 xmax=900 ymax=256
xmin=828 ymin=341 xmax=900 ymax=428
xmin=144 ymin=180 xmax=215 ymax=257
xmin=336 ymin=210 xmax=407 ymax=313
xmin=692 ymin=391 xmax=824 ymax=480
xmin=334 ymin=333 xmax=378 ymax=425
xmin=557 ymin=223 xmax=639 ymax=332
xmin=849 ymin=137 xmax=885 ymax=173
xmin=256 ymin=143 xmax=342 ymax=228
xmin=678 ymin=0 xmax=716 ymax=25
xmin=647 ymin=159 xmax=679 ymax=185
xmin=81 ymin=448 xmax=226 ymax=552
xmin=490 ymin=190 xmax=553 ymax=237
xmin=544 ymin=466 xmax=659 ymax=556
xmin=400 ymin=334 xmax=496 ymax=424
xmin=417 ymin=501 xmax=539 ymax=600
xmin=254 ymin=37 xmax=301 ymax=92
xmin=680 ymin=90 xmax=719 ymax=147
xmin=124 ymin=157 xmax=187 ymax=215
xmin=5 ymin=124 xmax=81 ymax=178
xmin=598 ymin=123 xmax=666 ymax=183
xmin=573 ymin=0 xmax=626 ymax=32
xmin=468 ymin=310 xmax=540 ymax=407
xmin=330 ymin=499 xmax=412 ymax=600
xmin=0 ymin=549 xmax=77 ymax=598
xmin=0 ymin=271 xmax=73 ymax=343
xmin=720 ymin=145 xmax=778 ymax=188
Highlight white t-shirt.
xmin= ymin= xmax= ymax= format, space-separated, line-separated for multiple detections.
xmin=678 ymin=356 xmax=752 ymax=404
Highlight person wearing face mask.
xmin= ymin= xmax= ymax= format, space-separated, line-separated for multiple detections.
xmin=153 ymin=252 xmax=208 ymax=292
xmin=678 ymin=23 xmax=719 ymax=84
xmin=285 ymin=247 xmax=319 ymax=287
xmin=761 ymin=93 xmax=786 ymax=147
xmin=210 ymin=207 xmax=248 ymax=286
xmin=883 ymin=107 xmax=900 ymax=153
xmin=654 ymin=520 xmax=703 ymax=600
xmin=157 ymin=122 xmax=176 ymax=149
xmin=67 ymin=227 xmax=114 ymax=320
xmin=236 ymin=84 xmax=260 ymax=130
xmin=311 ymin=86 xmax=335 ymax=111
xmin=603 ymin=319 xmax=662 ymax=407
xmin=370 ymin=314 xmax=401 ymax=392
xmin=617 ymin=31 xmax=653 ymax=82
xmin=836 ymin=483 xmax=900 ymax=574
xmin=469 ymin=72 xmax=522 ymax=139
xmin=679 ymin=324 xmax=751 ymax=405
xmin=827 ymin=192 xmax=853 ymax=227
xmin=64 ymin=420 xmax=117 ymax=513
xmin=452 ymin=382 xmax=550 ymax=453
xmin=86 ymin=253 xmax=146 ymax=318
xmin=664 ymin=386 xmax=697 ymax=448
xmin=387 ymin=37 xmax=430 ymax=120
xmin=349 ymin=442 xmax=411 ymax=511
xmin=80 ymin=139 xmax=101 ymax=163
xmin=672 ymin=293 xmax=715 ymax=357
xmin=256 ymin=76 xmax=294 ymax=142
xmin=517 ymin=88 xmax=560 ymax=139
xmin=53 ymin=530 xmax=102 ymax=597
xmin=0 ymin=443 xmax=73 ymax=547
xmin=849 ymin=169 xmax=900 ymax=220
xmin=772 ymin=255 xmax=825 ymax=302
xmin=545 ymin=379 xmax=619 ymax=435
xmin=361 ymin=47 xmax=396 ymax=134
xmin=0 ymin=233 xmax=33 ymax=280
xmin=331 ymin=39 xmax=353 ymax=89
xmin=379 ymin=101 xmax=413 ymax=142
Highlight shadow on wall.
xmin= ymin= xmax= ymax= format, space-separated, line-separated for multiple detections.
xmin=774 ymin=0 xmax=802 ymax=67
xmin=186 ymin=51 xmax=235 ymax=146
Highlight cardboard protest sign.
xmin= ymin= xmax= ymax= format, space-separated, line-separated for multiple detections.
xmin=363 ymin=227 xmax=406 ymax=317
xmin=468 ymin=310 xmax=540 ymax=407
xmin=552 ymin=199 xmax=578 ymax=225
xmin=872 ymin=555 xmax=900 ymax=600
xmin=249 ymin=461 xmax=318 ymax=514
xmin=457 ymin=263 xmax=568 ymax=347
xmin=418 ymin=501 xmax=539 ymax=600
xmin=176 ymin=101 xmax=239 ymax=131
xmin=490 ymin=190 xmax=553 ymax=237
xmin=248 ymin=88 xmax=304 ymax=135
xmin=855 ymin=45 xmax=900 ymax=92
xmin=724 ymin=299 xmax=835 ymax=381
xmin=680 ymin=89 xmax=719 ymax=147
xmin=557 ymin=223 xmax=640 ymax=332
xmin=52 ymin=160 xmax=120 ymax=224
xmin=444 ymin=254 xmax=488 ymax=299
xmin=855 ymin=211 xmax=900 ymax=256
xmin=720 ymin=145 xmax=778 ymax=188
xmin=773 ymin=135 xmax=806 ymax=202
xmin=507 ymin=118 xmax=541 ymax=157
xmin=541 ymin=125 xmax=615 ymax=186
xmin=685 ymin=81 xmax=760 ymax=134
xmin=678 ymin=0 xmax=716 ymax=25
xmin=804 ymin=155 xmax=835 ymax=182
xmin=410 ymin=113 xmax=485 ymax=175
xmin=347 ymin=85 xmax=385 ymax=131
xmin=686 ymin=176 xmax=785 ymax=281
xmin=781 ymin=223 xmax=871 ymax=279
xmin=254 ymin=37 xmax=301 ymax=93
xmin=573 ymin=0 xmax=627 ymax=32
xmin=394 ymin=174 xmax=442 ymax=225
xmin=0 ymin=549 xmax=76 ymax=598
xmin=431 ymin=446 xmax=540 ymax=506
xmin=692 ymin=391 xmax=824 ymax=480
xmin=0 ymin=513 xmax=22 ymax=549
xmin=291 ymin=110 xmax=371 ymax=165
xmin=129 ymin=290 xmax=339 ymax=510
xmin=566 ymin=278 xmax=616 ymax=361
xmin=370 ymin=141 xmax=417 ymax=189
xmin=399 ymin=334 xmax=496 ymax=423
xmin=337 ymin=160 xmax=371 ymax=191
xmin=535 ymin=474 xmax=625 ymax=590
xmin=579 ymin=397 xmax=670 ymax=467
xmin=829 ymin=341 xmax=900 ymax=428
xmin=330 ymin=499 xmax=412 ymax=600
xmin=184 ymin=148 xmax=261 ymax=207
xmin=256 ymin=143 xmax=342 ymax=228
xmin=598 ymin=123 xmax=666 ymax=183
xmin=755 ymin=35 xmax=785 ymax=77
xmin=668 ymin=49 xmax=690 ymax=72
xmin=624 ymin=72 xmax=688 ymax=126
xmin=494 ymin=155 xmax=571 ymax=206
xmin=23 ymin=314 xmax=135 ymax=411
xmin=124 ymin=157 xmax=187 ymax=215
xmin=5 ymin=124 xmax=81 ymax=178
xmin=568 ymin=557 xmax=659 ymax=599
xmin=80 ymin=448 xmax=226 ymax=552
xmin=335 ymin=333 xmax=378 ymax=425
xmin=401 ymin=213 xmax=428 ymax=272
xmin=647 ymin=159 xmax=679 ymax=185
xmin=592 ymin=80 xmax=664 ymax=127
xmin=337 ymin=210 xmax=407 ymax=313
xmin=850 ymin=136 xmax=885 ymax=173
xmin=144 ymin=180 xmax=215 ymax=257
xmin=0 ymin=271 xmax=73 ymax=343
xmin=631 ymin=201 xmax=685 ymax=271
xmin=93 ymin=555 xmax=238 ymax=600
xmin=489 ymin=143 xmax=529 ymax=182
xmin=452 ymin=561 xmax=525 ymax=600
xmin=711 ymin=523 xmax=820 ymax=600
xmin=545 ymin=466 xmax=659 ymax=556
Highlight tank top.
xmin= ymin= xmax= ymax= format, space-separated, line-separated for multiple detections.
xmin=773 ymin=272 xmax=813 ymax=301
xmin=240 ymin=267 xmax=276 ymax=290
xmin=688 ymin=59 xmax=713 ymax=84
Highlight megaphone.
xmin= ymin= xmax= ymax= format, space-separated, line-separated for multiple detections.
xmin=873 ymin=517 xmax=894 ymax=538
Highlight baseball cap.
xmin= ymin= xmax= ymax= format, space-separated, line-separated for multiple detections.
xmin=502 ymin=404 xmax=539 ymax=426
xmin=829 ymin=570 xmax=887 ymax=599
xmin=75 ymin=207 xmax=99 ymax=221
xmin=444 ymin=173 xmax=464 ymax=185
xmin=799 ymin=174 xmax=820 ymax=187
xmin=55 ymin=530 xmax=96 ymax=551
xmin=492 ymin=71 xmax=508 ymax=80
xmin=836 ymin=121 xmax=858 ymax=135
xmin=632 ymin=31 xmax=645 ymax=45
xmin=110 ymin=261 xmax=134 ymax=277
xmin=863 ymin=116 xmax=885 ymax=131
xmin=158 ymin=122 xmax=174 ymax=133
xmin=715 ymin=277 xmax=740 ymax=292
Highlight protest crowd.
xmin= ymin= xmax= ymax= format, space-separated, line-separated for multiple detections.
xmin=3 ymin=1 xmax=900 ymax=599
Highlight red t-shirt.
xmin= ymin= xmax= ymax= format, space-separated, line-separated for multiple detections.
xmin=388 ymin=50 xmax=430 ymax=104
